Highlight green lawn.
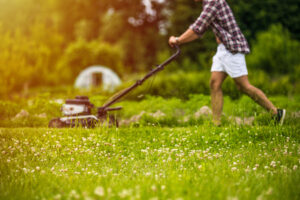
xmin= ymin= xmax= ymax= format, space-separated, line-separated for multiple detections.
xmin=1 ymin=125 xmax=299 ymax=200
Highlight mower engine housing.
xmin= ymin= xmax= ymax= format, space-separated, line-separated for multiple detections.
xmin=62 ymin=96 xmax=94 ymax=116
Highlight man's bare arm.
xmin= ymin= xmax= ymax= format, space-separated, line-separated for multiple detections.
xmin=177 ymin=28 xmax=199 ymax=44
xmin=169 ymin=29 xmax=199 ymax=47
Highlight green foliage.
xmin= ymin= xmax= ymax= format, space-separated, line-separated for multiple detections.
xmin=124 ymin=71 xmax=210 ymax=100
xmin=0 ymin=95 xmax=61 ymax=128
xmin=115 ymin=94 xmax=299 ymax=127
xmin=0 ymin=23 xmax=64 ymax=97
xmin=124 ymin=70 xmax=297 ymax=101
xmin=229 ymin=0 xmax=300 ymax=40
xmin=0 ymin=101 xmax=21 ymax=120
xmin=247 ymin=24 xmax=300 ymax=74
xmin=0 ymin=93 xmax=299 ymax=128
xmin=56 ymin=39 xmax=125 ymax=83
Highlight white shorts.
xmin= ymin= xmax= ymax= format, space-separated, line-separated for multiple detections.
xmin=211 ymin=44 xmax=248 ymax=78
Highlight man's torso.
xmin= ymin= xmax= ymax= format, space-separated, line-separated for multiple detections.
xmin=204 ymin=0 xmax=250 ymax=54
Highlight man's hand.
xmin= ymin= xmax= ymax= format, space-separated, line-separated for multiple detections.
xmin=169 ymin=36 xmax=179 ymax=47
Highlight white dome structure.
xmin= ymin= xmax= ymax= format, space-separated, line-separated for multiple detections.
xmin=74 ymin=66 xmax=122 ymax=92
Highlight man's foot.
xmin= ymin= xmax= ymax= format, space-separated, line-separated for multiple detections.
xmin=274 ymin=109 xmax=286 ymax=125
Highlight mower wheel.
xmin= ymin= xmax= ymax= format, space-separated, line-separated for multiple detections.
xmin=98 ymin=115 xmax=119 ymax=127
xmin=109 ymin=115 xmax=119 ymax=127
xmin=48 ymin=118 xmax=66 ymax=128
xmin=86 ymin=118 xmax=99 ymax=128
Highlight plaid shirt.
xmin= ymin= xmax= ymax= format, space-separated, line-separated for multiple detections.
xmin=190 ymin=0 xmax=250 ymax=54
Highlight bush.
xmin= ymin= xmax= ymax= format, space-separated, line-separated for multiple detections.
xmin=121 ymin=69 xmax=295 ymax=100
xmin=0 ymin=23 xmax=64 ymax=98
xmin=125 ymin=70 xmax=211 ymax=100
xmin=247 ymin=24 xmax=300 ymax=74
xmin=0 ymin=101 xmax=21 ymax=120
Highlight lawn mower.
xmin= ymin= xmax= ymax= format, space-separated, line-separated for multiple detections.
xmin=48 ymin=45 xmax=181 ymax=128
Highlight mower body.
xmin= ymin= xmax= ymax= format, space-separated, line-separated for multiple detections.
xmin=48 ymin=96 xmax=118 ymax=128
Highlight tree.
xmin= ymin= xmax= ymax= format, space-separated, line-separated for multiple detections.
xmin=228 ymin=0 xmax=300 ymax=41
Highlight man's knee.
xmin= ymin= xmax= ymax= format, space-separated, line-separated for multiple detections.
xmin=210 ymin=78 xmax=222 ymax=91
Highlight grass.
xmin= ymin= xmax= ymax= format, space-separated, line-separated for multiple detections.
xmin=1 ymin=94 xmax=299 ymax=127
xmin=0 ymin=124 xmax=299 ymax=200
xmin=0 ymin=94 xmax=299 ymax=199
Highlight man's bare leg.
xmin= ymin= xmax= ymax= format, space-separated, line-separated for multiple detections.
xmin=234 ymin=75 xmax=277 ymax=115
xmin=210 ymin=72 xmax=228 ymax=125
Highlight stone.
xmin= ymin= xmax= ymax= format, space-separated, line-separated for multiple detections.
xmin=243 ymin=117 xmax=255 ymax=125
xmin=194 ymin=106 xmax=212 ymax=119
xmin=14 ymin=109 xmax=30 ymax=120
xmin=149 ymin=110 xmax=166 ymax=118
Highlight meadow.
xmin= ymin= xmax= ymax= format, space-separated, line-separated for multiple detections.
xmin=1 ymin=125 xmax=299 ymax=200
xmin=0 ymin=94 xmax=299 ymax=200
xmin=1 ymin=0 xmax=299 ymax=199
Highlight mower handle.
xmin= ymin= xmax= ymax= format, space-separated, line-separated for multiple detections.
xmin=105 ymin=106 xmax=122 ymax=111
xmin=102 ymin=45 xmax=181 ymax=109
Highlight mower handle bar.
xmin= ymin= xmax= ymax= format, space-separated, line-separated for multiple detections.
xmin=102 ymin=45 xmax=181 ymax=109
xmin=105 ymin=106 xmax=122 ymax=111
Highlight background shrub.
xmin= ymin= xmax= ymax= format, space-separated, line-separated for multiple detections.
xmin=0 ymin=24 xmax=64 ymax=98
xmin=122 ymin=70 xmax=296 ymax=100
xmin=247 ymin=24 xmax=300 ymax=74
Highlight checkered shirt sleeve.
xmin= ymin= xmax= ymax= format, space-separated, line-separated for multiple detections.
xmin=189 ymin=0 xmax=218 ymax=38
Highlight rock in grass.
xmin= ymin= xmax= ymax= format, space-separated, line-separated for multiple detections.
xmin=230 ymin=116 xmax=243 ymax=125
xmin=119 ymin=111 xmax=146 ymax=126
xmin=119 ymin=110 xmax=166 ymax=126
xmin=183 ymin=115 xmax=191 ymax=123
xmin=244 ymin=117 xmax=255 ymax=125
xmin=149 ymin=110 xmax=166 ymax=118
xmin=130 ymin=111 xmax=146 ymax=122
xmin=13 ymin=109 xmax=30 ymax=120
xmin=194 ymin=106 xmax=212 ymax=119
xmin=292 ymin=111 xmax=300 ymax=118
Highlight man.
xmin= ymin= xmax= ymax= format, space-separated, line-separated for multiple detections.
xmin=168 ymin=0 xmax=286 ymax=126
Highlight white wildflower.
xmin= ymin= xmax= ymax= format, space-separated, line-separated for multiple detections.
xmin=293 ymin=165 xmax=298 ymax=170
xmin=151 ymin=185 xmax=157 ymax=191
xmin=94 ymin=186 xmax=105 ymax=197
xmin=270 ymin=161 xmax=276 ymax=168
xmin=145 ymin=172 xmax=151 ymax=176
